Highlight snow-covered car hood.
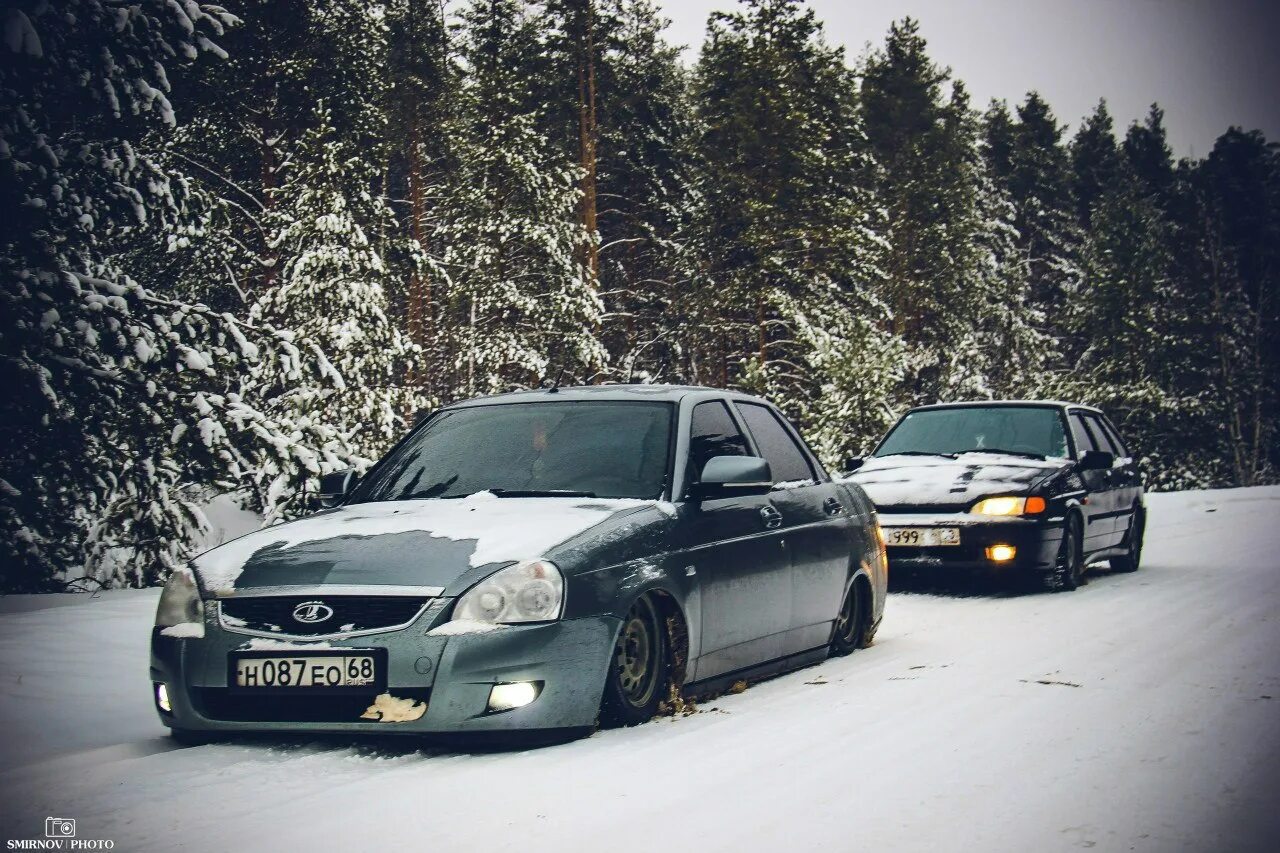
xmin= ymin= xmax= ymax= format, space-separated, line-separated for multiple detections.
xmin=190 ymin=492 xmax=656 ymax=596
xmin=845 ymin=453 xmax=1069 ymax=510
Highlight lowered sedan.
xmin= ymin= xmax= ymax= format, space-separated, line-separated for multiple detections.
xmin=846 ymin=401 xmax=1144 ymax=591
xmin=152 ymin=386 xmax=886 ymax=743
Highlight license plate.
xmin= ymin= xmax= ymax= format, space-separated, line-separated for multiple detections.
xmin=232 ymin=653 xmax=380 ymax=689
xmin=882 ymin=526 xmax=961 ymax=547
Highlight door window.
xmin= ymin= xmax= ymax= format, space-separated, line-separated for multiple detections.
xmin=1096 ymin=416 xmax=1130 ymax=458
xmin=1069 ymin=412 xmax=1098 ymax=458
xmin=735 ymin=403 xmax=816 ymax=484
xmin=687 ymin=401 xmax=750 ymax=487
xmin=1085 ymin=415 xmax=1121 ymax=456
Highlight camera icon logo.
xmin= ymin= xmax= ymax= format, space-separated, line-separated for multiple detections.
xmin=45 ymin=817 xmax=76 ymax=838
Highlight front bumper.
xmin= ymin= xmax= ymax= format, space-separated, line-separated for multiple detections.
xmin=151 ymin=599 xmax=620 ymax=736
xmin=878 ymin=513 xmax=1064 ymax=573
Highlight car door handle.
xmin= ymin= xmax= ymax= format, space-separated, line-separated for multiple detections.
xmin=823 ymin=497 xmax=844 ymax=516
xmin=759 ymin=506 xmax=783 ymax=529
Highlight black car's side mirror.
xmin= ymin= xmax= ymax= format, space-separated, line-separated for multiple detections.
xmin=690 ymin=456 xmax=773 ymax=500
xmin=317 ymin=469 xmax=359 ymax=509
xmin=842 ymin=455 xmax=865 ymax=473
xmin=1079 ymin=450 xmax=1114 ymax=471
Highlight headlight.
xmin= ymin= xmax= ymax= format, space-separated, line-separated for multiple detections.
xmin=969 ymin=496 xmax=1047 ymax=516
xmin=154 ymin=567 xmax=205 ymax=638
xmin=453 ymin=560 xmax=564 ymax=625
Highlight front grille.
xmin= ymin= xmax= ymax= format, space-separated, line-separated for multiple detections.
xmin=220 ymin=596 xmax=431 ymax=636
xmin=194 ymin=687 xmax=431 ymax=723
xmin=878 ymin=504 xmax=967 ymax=515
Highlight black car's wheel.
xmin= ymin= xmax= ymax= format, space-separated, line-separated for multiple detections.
xmin=1110 ymin=507 xmax=1144 ymax=573
xmin=830 ymin=579 xmax=869 ymax=655
xmin=600 ymin=595 xmax=668 ymax=728
xmin=1043 ymin=513 xmax=1085 ymax=592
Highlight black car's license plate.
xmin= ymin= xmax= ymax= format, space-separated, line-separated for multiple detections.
xmin=229 ymin=649 xmax=386 ymax=693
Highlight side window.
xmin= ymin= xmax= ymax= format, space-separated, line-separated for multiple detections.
xmin=1097 ymin=416 xmax=1130 ymax=458
xmin=1069 ymin=412 xmax=1097 ymax=457
xmin=687 ymin=401 xmax=749 ymax=486
xmin=735 ymin=402 xmax=816 ymax=484
xmin=1086 ymin=415 xmax=1120 ymax=456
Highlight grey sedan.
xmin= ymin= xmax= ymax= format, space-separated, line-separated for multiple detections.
xmin=151 ymin=385 xmax=886 ymax=743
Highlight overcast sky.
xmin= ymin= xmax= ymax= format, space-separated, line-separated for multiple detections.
xmin=655 ymin=0 xmax=1280 ymax=158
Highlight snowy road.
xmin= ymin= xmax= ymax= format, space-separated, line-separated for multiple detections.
xmin=1 ymin=488 xmax=1278 ymax=852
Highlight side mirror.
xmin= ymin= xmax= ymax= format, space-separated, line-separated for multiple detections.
xmin=842 ymin=455 xmax=865 ymax=473
xmin=690 ymin=456 xmax=773 ymax=500
xmin=1079 ymin=450 xmax=1114 ymax=471
xmin=317 ymin=469 xmax=358 ymax=509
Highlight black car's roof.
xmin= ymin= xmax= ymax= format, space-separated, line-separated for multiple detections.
xmin=443 ymin=384 xmax=761 ymax=408
xmin=906 ymin=400 xmax=1103 ymax=415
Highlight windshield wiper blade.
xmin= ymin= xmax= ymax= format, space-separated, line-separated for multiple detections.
xmin=488 ymin=489 xmax=597 ymax=498
xmin=879 ymin=451 xmax=958 ymax=459
xmin=958 ymin=448 xmax=1046 ymax=460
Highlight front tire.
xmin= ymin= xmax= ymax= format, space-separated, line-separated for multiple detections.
xmin=600 ymin=595 xmax=669 ymax=728
xmin=1110 ymin=508 xmax=1144 ymax=573
xmin=1043 ymin=513 xmax=1085 ymax=592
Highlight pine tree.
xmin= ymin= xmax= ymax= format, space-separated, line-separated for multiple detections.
xmin=1174 ymin=130 xmax=1280 ymax=485
xmin=594 ymin=0 xmax=695 ymax=381
xmin=0 ymin=0 xmax=338 ymax=588
xmin=385 ymin=0 xmax=454 ymax=400
xmin=987 ymin=93 xmax=1081 ymax=319
xmin=431 ymin=0 xmax=606 ymax=397
xmin=1124 ymin=104 xmax=1176 ymax=206
xmin=859 ymin=20 xmax=996 ymax=403
xmin=1070 ymin=99 xmax=1123 ymax=230
xmin=248 ymin=108 xmax=417 ymax=519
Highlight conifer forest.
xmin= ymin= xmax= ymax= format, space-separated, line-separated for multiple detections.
xmin=3 ymin=0 xmax=1277 ymax=590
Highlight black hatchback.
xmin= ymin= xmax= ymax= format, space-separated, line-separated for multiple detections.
xmin=845 ymin=401 xmax=1145 ymax=591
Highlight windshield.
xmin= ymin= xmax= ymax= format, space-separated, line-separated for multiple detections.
xmin=351 ymin=400 xmax=674 ymax=502
xmin=875 ymin=406 xmax=1069 ymax=460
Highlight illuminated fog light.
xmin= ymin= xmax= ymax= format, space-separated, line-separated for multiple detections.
xmin=155 ymin=682 xmax=172 ymax=713
xmin=487 ymin=681 xmax=540 ymax=713
xmin=986 ymin=544 xmax=1017 ymax=562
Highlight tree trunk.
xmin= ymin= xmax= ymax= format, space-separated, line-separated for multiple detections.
xmin=405 ymin=115 xmax=432 ymax=390
xmin=576 ymin=0 xmax=600 ymax=289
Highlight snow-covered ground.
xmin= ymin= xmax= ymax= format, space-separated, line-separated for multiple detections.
xmin=1 ymin=488 xmax=1278 ymax=852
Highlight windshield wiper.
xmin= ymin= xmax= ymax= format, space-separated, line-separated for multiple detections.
xmin=488 ymin=489 xmax=598 ymax=498
xmin=957 ymin=448 xmax=1046 ymax=460
xmin=878 ymin=451 xmax=958 ymax=459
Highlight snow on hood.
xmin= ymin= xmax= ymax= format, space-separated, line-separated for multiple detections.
xmin=845 ymin=453 xmax=1068 ymax=508
xmin=192 ymin=492 xmax=653 ymax=595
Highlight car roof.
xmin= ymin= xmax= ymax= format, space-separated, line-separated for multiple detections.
xmin=441 ymin=384 xmax=764 ymax=408
xmin=906 ymin=400 xmax=1104 ymax=415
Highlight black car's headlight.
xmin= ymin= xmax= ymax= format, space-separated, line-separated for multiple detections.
xmin=154 ymin=567 xmax=205 ymax=638
xmin=453 ymin=560 xmax=564 ymax=625
xmin=969 ymin=496 xmax=1047 ymax=516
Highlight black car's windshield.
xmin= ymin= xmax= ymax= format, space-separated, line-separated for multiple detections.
xmin=875 ymin=406 xmax=1070 ymax=460
xmin=352 ymin=400 xmax=673 ymax=502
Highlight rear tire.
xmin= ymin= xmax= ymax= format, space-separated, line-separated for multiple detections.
xmin=600 ymin=595 xmax=669 ymax=728
xmin=1110 ymin=507 xmax=1144 ymax=573
xmin=830 ymin=579 xmax=869 ymax=655
xmin=1043 ymin=514 xmax=1085 ymax=592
